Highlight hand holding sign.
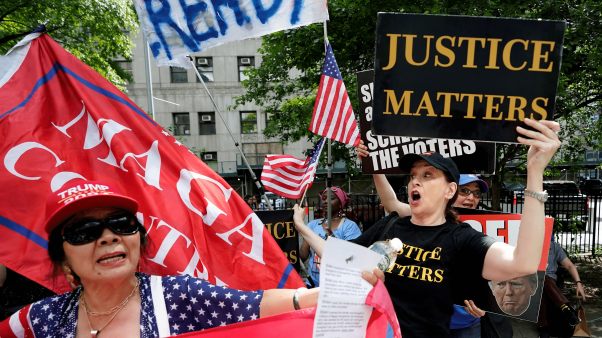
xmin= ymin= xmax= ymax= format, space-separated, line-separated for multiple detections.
xmin=516 ymin=118 xmax=561 ymax=174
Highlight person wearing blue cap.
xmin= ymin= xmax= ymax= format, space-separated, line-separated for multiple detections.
xmin=456 ymin=174 xmax=489 ymax=209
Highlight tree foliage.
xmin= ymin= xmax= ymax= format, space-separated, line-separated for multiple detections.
xmin=0 ymin=0 xmax=138 ymax=91
xmin=236 ymin=0 xmax=602 ymax=208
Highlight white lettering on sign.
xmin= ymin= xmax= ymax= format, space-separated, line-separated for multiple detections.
xmin=4 ymin=142 xmax=65 ymax=180
xmin=120 ymin=140 xmax=163 ymax=190
xmin=215 ymin=213 xmax=265 ymax=265
xmin=486 ymin=220 xmax=506 ymax=243
xmin=149 ymin=220 xmax=191 ymax=267
xmin=507 ymin=220 xmax=521 ymax=247
xmin=52 ymin=100 xmax=86 ymax=138
xmin=96 ymin=119 xmax=132 ymax=167
xmin=178 ymin=249 xmax=209 ymax=280
xmin=177 ymin=169 xmax=228 ymax=225
xmin=50 ymin=172 xmax=87 ymax=192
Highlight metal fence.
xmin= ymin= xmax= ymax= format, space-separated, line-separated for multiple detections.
xmin=264 ymin=190 xmax=601 ymax=261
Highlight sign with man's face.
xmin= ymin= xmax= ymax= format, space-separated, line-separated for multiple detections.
xmin=489 ymin=272 xmax=543 ymax=319
xmin=455 ymin=210 xmax=553 ymax=322
xmin=372 ymin=13 xmax=565 ymax=143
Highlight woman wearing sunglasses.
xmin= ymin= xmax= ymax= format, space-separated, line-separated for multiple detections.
xmin=294 ymin=119 xmax=561 ymax=338
xmin=1 ymin=181 xmax=383 ymax=338
xmin=299 ymin=187 xmax=361 ymax=288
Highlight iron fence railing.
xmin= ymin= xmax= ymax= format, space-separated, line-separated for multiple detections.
xmin=260 ymin=190 xmax=601 ymax=262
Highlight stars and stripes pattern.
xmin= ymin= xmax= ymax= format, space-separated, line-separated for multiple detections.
xmin=162 ymin=274 xmax=262 ymax=335
xmin=0 ymin=273 xmax=262 ymax=338
xmin=261 ymin=138 xmax=325 ymax=199
xmin=310 ymin=42 xmax=361 ymax=146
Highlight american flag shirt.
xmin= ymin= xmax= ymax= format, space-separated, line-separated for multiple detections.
xmin=2 ymin=273 xmax=263 ymax=337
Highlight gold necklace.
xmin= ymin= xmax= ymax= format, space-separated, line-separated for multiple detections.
xmin=81 ymin=279 xmax=139 ymax=316
xmin=80 ymin=279 xmax=139 ymax=338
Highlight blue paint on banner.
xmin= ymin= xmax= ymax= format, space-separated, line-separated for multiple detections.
xmin=143 ymin=0 xmax=200 ymax=60
xmin=142 ymin=0 xmax=316 ymax=61
xmin=277 ymin=263 xmax=295 ymax=289
xmin=211 ymin=0 xmax=251 ymax=35
xmin=252 ymin=0 xmax=283 ymax=24
xmin=0 ymin=214 xmax=48 ymax=250
xmin=290 ymin=0 xmax=305 ymax=24
xmin=1 ymin=62 xmax=156 ymax=126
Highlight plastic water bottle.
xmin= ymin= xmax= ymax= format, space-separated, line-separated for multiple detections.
xmin=369 ymin=238 xmax=403 ymax=271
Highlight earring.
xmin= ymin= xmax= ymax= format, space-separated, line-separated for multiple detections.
xmin=63 ymin=266 xmax=77 ymax=290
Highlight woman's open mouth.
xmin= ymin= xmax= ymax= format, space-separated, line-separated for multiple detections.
xmin=98 ymin=253 xmax=126 ymax=264
xmin=411 ymin=191 xmax=421 ymax=204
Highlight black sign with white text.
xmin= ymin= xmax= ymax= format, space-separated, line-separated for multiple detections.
xmin=357 ymin=70 xmax=495 ymax=174
xmin=372 ymin=14 xmax=565 ymax=143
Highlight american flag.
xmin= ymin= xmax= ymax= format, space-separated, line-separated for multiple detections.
xmin=261 ymin=138 xmax=325 ymax=199
xmin=310 ymin=42 xmax=361 ymax=146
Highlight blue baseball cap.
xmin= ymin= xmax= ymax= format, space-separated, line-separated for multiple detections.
xmin=458 ymin=174 xmax=489 ymax=193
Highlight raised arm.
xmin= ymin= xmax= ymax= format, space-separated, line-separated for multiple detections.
xmin=293 ymin=204 xmax=326 ymax=258
xmin=482 ymin=119 xmax=561 ymax=281
xmin=357 ymin=140 xmax=411 ymax=216
xmin=560 ymin=257 xmax=587 ymax=301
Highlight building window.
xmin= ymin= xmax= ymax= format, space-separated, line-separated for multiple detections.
xmin=238 ymin=57 xmax=255 ymax=82
xmin=199 ymin=112 xmax=216 ymax=135
xmin=115 ymin=61 xmax=133 ymax=76
xmin=241 ymin=111 xmax=257 ymax=134
xmin=172 ymin=113 xmax=190 ymax=135
xmin=170 ymin=67 xmax=188 ymax=83
xmin=202 ymin=151 xmax=218 ymax=172
xmin=242 ymin=143 xmax=283 ymax=165
xmin=195 ymin=57 xmax=214 ymax=82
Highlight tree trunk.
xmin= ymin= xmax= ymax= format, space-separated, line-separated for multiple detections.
xmin=491 ymin=174 xmax=502 ymax=211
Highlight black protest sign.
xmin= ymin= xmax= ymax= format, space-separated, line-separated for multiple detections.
xmin=255 ymin=210 xmax=300 ymax=273
xmin=357 ymin=70 xmax=495 ymax=174
xmin=372 ymin=13 xmax=565 ymax=143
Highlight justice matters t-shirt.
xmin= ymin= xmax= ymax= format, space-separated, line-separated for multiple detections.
xmin=351 ymin=213 xmax=496 ymax=338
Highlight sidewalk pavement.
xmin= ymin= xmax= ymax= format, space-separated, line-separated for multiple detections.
xmin=511 ymin=306 xmax=602 ymax=338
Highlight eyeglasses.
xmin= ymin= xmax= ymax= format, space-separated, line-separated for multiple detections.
xmin=458 ymin=187 xmax=482 ymax=198
xmin=62 ymin=214 xmax=140 ymax=245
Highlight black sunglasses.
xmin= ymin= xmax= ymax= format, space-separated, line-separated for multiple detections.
xmin=458 ymin=187 xmax=482 ymax=198
xmin=62 ymin=214 xmax=140 ymax=245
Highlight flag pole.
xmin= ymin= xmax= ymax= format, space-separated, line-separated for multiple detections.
xmin=188 ymin=57 xmax=274 ymax=210
xmin=143 ymin=35 xmax=155 ymax=121
xmin=299 ymin=184 xmax=310 ymax=205
xmin=323 ymin=20 xmax=332 ymax=233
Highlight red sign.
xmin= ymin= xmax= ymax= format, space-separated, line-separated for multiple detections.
xmin=458 ymin=214 xmax=553 ymax=272
xmin=0 ymin=34 xmax=303 ymax=293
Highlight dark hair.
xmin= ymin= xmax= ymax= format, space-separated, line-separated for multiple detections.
xmin=47 ymin=212 xmax=150 ymax=284
xmin=443 ymin=172 xmax=460 ymax=224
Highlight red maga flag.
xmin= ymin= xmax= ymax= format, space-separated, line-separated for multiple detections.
xmin=310 ymin=42 xmax=360 ymax=146
xmin=0 ymin=33 xmax=303 ymax=294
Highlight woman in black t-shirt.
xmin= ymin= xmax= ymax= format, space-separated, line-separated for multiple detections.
xmin=293 ymin=118 xmax=561 ymax=338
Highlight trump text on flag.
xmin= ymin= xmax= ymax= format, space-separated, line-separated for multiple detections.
xmin=371 ymin=14 xmax=565 ymax=143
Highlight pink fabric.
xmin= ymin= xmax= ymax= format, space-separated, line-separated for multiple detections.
xmin=366 ymin=280 xmax=402 ymax=338
xmin=320 ymin=187 xmax=350 ymax=207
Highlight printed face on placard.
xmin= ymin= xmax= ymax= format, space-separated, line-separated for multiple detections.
xmin=489 ymin=274 xmax=538 ymax=316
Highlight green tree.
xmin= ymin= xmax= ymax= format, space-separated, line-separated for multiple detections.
xmin=235 ymin=0 xmax=602 ymax=210
xmin=0 ymin=0 xmax=138 ymax=91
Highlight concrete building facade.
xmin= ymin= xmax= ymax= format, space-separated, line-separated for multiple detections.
xmin=122 ymin=33 xmax=313 ymax=196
